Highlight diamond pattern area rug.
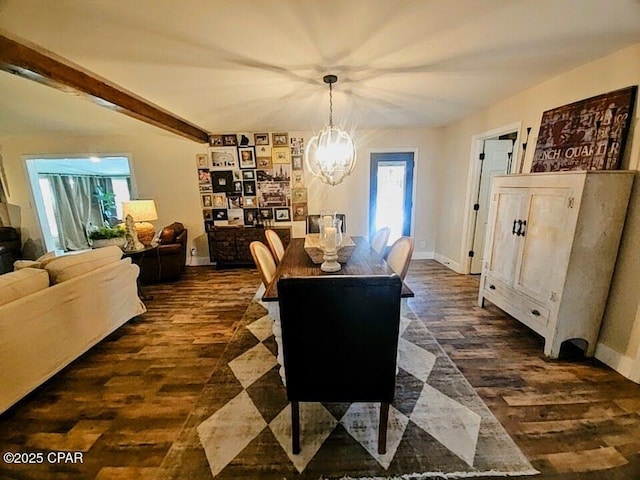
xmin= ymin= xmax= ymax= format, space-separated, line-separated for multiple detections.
xmin=158 ymin=299 xmax=538 ymax=479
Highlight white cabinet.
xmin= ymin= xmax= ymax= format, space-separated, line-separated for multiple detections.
xmin=478 ymin=171 xmax=633 ymax=358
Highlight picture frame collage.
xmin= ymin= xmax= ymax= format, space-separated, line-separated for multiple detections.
xmin=197 ymin=132 xmax=307 ymax=229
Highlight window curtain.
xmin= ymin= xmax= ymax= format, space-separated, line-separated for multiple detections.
xmin=44 ymin=175 xmax=111 ymax=251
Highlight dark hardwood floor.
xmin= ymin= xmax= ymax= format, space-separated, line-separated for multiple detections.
xmin=0 ymin=260 xmax=639 ymax=479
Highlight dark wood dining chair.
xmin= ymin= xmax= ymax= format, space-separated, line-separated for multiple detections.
xmin=277 ymin=274 xmax=402 ymax=455
xmin=306 ymin=214 xmax=347 ymax=234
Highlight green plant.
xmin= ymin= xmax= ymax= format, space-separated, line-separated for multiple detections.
xmin=89 ymin=225 xmax=125 ymax=240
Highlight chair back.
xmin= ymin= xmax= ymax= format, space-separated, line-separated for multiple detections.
xmin=249 ymin=241 xmax=277 ymax=287
xmin=278 ymin=275 xmax=402 ymax=403
xmin=386 ymin=236 xmax=414 ymax=280
xmin=370 ymin=227 xmax=391 ymax=255
xmin=306 ymin=214 xmax=346 ymax=234
xmin=265 ymin=229 xmax=285 ymax=264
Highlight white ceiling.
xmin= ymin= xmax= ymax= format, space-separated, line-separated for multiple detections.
xmin=1 ymin=0 xmax=640 ymax=138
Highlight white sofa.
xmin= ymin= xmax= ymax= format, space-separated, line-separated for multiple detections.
xmin=0 ymin=246 xmax=146 ymax=413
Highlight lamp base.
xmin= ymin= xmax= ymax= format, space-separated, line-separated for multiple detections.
xmin=135 ymin=222 xmax=156 ymax=246
xmin=320 ymin=251 xmax=341 ymax=272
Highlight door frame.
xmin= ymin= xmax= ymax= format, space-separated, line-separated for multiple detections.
xmin=459 ymin=122 xmax=521 ymax=274
xmin=367 ymin=148 xmax=418 ymax=243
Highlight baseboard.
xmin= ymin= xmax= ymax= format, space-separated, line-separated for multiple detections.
xmin=434 ymin=253 xmax=463 ymax=274
xmin=595 ymin=342 xmax=639 ymax=383
xmin=189 ymin=255 xmax=213 ymax=266
xmin=412 ymin=251 xmax=435 ymax=260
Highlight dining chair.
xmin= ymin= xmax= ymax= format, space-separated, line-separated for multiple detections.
xmin=249 ymin=241 xmax=277 ymax=287
xmin=306 ymin=214 xmax=347 ymax=234
xmin=386 ymin=236 xmax=414 ymax=280
xmin=265 ymin=229 xmax=285 ymax=264
xmin=277 ymin=274 xmax=402 ymax=455
xmin=370 ymin=227 xmax=391 ymax=255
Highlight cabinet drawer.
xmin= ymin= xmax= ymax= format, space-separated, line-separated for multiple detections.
xmin=483 ymin=276 xmax=550 ymax=332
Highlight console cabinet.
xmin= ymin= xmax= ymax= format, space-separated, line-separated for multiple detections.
xmin=208 ymin=226 xmax=291 ymax=269
xmin=478 ymin=171 xmax=633 ymax=358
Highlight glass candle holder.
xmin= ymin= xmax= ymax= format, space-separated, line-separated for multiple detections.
xmin=320 ymin=218 xmax=343 ymax=272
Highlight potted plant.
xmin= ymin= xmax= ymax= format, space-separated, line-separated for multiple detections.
xmin=89 ymin=225 xmax=126 ymax=248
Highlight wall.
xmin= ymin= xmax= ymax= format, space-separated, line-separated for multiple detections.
xmin=0 ymin=126 xmax=442 ymax=265
xmin=436 ymin=43 xmax=640 ymax=379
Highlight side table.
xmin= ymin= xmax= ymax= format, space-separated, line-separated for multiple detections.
xmin=122 ymin=244 xmax=159 ymax=300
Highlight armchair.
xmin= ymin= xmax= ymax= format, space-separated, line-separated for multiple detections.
xmin=139 ymin=222 xmax=187 ymax=283
xmin=0 ymin=227 xmax=20 ymax=275
xmin=278 ymin=274 xmax=402 ymax=454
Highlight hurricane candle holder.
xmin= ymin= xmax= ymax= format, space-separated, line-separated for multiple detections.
xmin=320 ymin=218 xmax=343 ymax=272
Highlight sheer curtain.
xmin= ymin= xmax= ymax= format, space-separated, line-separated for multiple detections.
xmin=44 ymin=175 xmax=109 ymax=251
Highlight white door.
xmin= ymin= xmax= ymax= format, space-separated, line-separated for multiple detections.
xmin=470 ymin=139 xmax=513 ymax=273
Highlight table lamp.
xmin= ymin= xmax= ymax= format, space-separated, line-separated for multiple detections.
xmin=122 ymin=200 xmax=158 ymax=246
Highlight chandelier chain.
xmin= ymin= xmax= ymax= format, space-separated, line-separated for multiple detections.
xmin=328 ymin=81 xmax=333 ymax=127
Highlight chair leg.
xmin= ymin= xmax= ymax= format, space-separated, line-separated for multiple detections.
xmin=378 ymin=402 xmax=389 ymax=455
xmin=291 ymin=401 xmax=300 ymax=454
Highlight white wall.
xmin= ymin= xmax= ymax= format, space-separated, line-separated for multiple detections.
xmin=436 ymin=43 xmax=640 ymax=379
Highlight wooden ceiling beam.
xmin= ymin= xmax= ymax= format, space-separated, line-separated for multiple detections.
xmin=0 ymin=34 xmax=210 ymax=143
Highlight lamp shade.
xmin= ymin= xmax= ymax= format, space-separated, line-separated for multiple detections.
xmin=122 ymin=200 xmax=158 ymax=222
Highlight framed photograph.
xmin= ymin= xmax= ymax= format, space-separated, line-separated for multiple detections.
xmin=227 ymin=195 xmax=242 ymax=209
xmin=244 ymin=208 xmax=258 ymax=226
xmin=204 ymin=220 xmax=215 ymax=232
xmin=256 ymin=145 xmax=271 ymax=157
xmin=272 ymin=146 xmax=291 ymax=164
xmin=198 ymin=168 xmax=211 ymax=185
xmin=238 ymin=146 xmax=257 ymax=169
xmin=293 ymin=203 xmax=307 ymax=221
xmin=292 ymin=171 xmax=305 ymax=188
xmin=228 ymin=209 xmax=244 ymax=226
xmin=242 ymin=196 xmax=257 ymax=208
xmin=274 ymin=207 xmax=291 ymax=222
xmin=212 ymin=193 xmax=227 ymax=208
xmin=259 ymin=208 xmax=274 ymax=220
xmin=223 ymin=134 xmax=238 ymax=146
xmin=233 ymin=180 xmax=243 ymax=193
xmin=201 ymin=193 xmax=213 ymax=208
xmin=254 ymin=133 xmax=270 ymax=145
xmin=272 ymin=132 xmax=289 ymax=146
xmin=203 ymin=209 xmax=213 ymax=221
xmin=243 ymin=180 xmax=256 ymax=196
xmin=292 ymin=155 xmax=303 ymax=170
xmin=210 ymin=146 xmax=238 ymax=169
xmin=257 ymin=156 xmax=272 ymax=169
xmin=531 ymin=86 xmax=637 ymax=172
xmin=213 ymin=209 xmax=228 ymax=221
xmin=209 ymin=134 xmax=224 ymax=146
xmin=257 ymin=180 xmax=290 ymax=207
xmin=290 ymin=137 xmax=304 ymax=155
xmin=212 ymin=170 xmax=234 ymax=193
xmin=242 ymin=170 xmax=255 ymax=180
xmin=196 ymin=153 xmax=209 ymax=168
xmin=291 ymin=188 xmax=307 ymax=203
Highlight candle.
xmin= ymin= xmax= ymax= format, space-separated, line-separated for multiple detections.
xmin=323 ymin=215 xmax=332 ymax=228
xmin=324 ymin=226 xmax=337 ymax=251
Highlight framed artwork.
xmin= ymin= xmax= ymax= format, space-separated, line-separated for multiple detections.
xmin=243 ymin=180 xmax=256 ymax=196
xmin=223 ymin=134 xmax=238 ymax=146
xmin=196 ymin=153 xmax=209 ymax=168
xmin=293 ymin=203 xmax=307 ymax=221
xmin=203 ymin=209 xmax=213 ymax=221
xmin=238 ymin=146 xmax=257 ymax=169
xmin=228 ymin=195 xmax=242 ymax=209
xmin=254 ymin=133 xmax=270 ymax=145
xmin=213 ymin=209 xmax=229 ymax=221
xmin=242 ymin=170 xmax=255 ymax=180
xmin=209 ymin=134 xmax=224 ymax=146
xmin=272 ymin=146 xmax=291 ymax=164
xmin=238 ymin=133 xmax=252 ymax=146
xmin=210 ymin=147 xmax=238 ymax=169
xmin=290 ymin=137 xmax=304 ymax=155
xmin=233 ymin=180 xmax=243 ymax=193
xmin=243 ymin=196 xmax=257 ymax=208
xmin=292 ymin=171 xmax=305 ymax=188
xmin=272 ymin=164 xmax=291 ymax=182
xmin=212 ymin=193 xmax=227 ymax=208
xmin=272 ymin=132 xmax=289 ymax=146
xmin=291 ymin=188 xmax=307 ymax=203
xmin=256 ymin=145 xmax=271 ymax=157
xmin=204 ymin=220 xmax=215 ymax=232
xmin=198 ymin=168 xmax=211 ymax=185
xmin=259 ymin=208 xmax=273 ymax=220
xmin=257 ymin=180 xmax=290 ymax=207
xmin=212 ymin=170 xmax=234 ymax=193
xmin=274 ymin=207 xmax=291 ymax=222
xmin=228 ymin=209 xmax=244 ymax=226
xmin=292 ymin=155 xmax=303 ymax=170
xmin=257 ymin=156 xmax=272 ymax=169
xmin=531 ymin=86 xmax=637 ymax=172
xmin=244 ymin=208 xmax=258 ymax=226
xmin=201 ymin=193 xmax=213 ymax=208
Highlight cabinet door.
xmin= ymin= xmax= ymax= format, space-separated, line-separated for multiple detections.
xmin=513 ymin=187 xmax=574 ymax=304
xmin=484 ymin=188 xmax=527 ymax=285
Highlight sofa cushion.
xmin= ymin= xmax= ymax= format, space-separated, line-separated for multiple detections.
xmin=0 ymin=268 xmax=49 ymax=306
xmin=45 ymin=246 xmax=123 ymax=284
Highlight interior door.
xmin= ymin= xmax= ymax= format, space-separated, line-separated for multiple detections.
xmin=470 ymin=139 xmax=513 ymax=273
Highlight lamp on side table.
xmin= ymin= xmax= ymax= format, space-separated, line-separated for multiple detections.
xmin=122 ymin=200 xmax=158 ymax=246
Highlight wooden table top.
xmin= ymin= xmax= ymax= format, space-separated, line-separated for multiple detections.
xmin=262 ymin=236 xmax=414 ymax=301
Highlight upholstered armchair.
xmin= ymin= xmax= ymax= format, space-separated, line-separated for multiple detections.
xmin=138 ymin=222 xmax=187 ymax=283
xmin=0 ymin=227 xmax=20 ymax=275
xmin=278 ymin=274 xmax=402 ymax=454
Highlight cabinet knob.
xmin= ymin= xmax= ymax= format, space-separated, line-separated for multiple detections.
xmin=531 ymin=309 xmax=540 ymax=316
xmin=489 ymin=284 xmax=496 ymax=290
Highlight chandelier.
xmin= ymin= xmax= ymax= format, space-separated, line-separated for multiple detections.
xmin=305 ymin=75 xmax=356 ymax=186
